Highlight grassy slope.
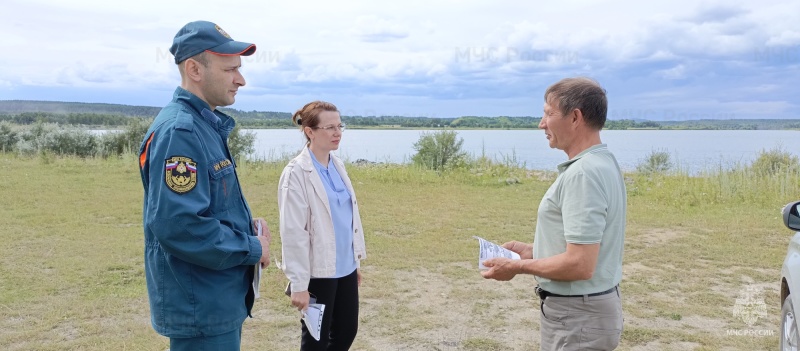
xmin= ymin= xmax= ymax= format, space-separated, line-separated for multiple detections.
xmin=0 ymin=154 xmax=794 ymax=350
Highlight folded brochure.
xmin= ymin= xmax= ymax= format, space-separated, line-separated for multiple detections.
xmin=474 ymin=236 xmax=521 ymax=270
xmin=252 ymin=221 xmax=263 ymax=298
xmin=303 ymin=302 xmax=326 ymax=341
xmin=285 ymin=285 xmax=326 ymax=342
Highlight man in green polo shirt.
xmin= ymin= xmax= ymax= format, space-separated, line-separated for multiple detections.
xmin=481 ymin=77 xmax=626 ymax=350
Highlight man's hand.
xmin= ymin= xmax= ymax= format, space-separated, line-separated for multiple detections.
xmin=502 ymin=241 xmax=533 ymax=259
xmin=291 ymin=290 xmax=310 ymax=312
xmin=480 ymin=257 xmax=522 ymax=281
xmin=253 ymin=218 xmax=271 ymax=268
xmin=357 ymin=268 xmax=362 ymax=286
xmin=257 ymin=236 xmax=270 ymax=268
xmin=253 ymin=218 xmax=271 ymax=241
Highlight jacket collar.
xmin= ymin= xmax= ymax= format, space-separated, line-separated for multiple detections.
xmin=298 ymin=147 xmax=347 ymax=174
xmin=298 ymin=148 xmax=330 ymax=214
xmin=296 ymin=146 xmax=316 ymax=172
xmin=172 ymin=86 xmax=236 ymax=136
xmin=296 ymin=147 xmax=354 ymax=215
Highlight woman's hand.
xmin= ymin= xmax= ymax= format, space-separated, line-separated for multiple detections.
xmin=291 ymin=290 xmax=310 ymax=312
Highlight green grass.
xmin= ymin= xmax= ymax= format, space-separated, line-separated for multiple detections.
xmin=0 ymin=152 xmax=795 ymax=350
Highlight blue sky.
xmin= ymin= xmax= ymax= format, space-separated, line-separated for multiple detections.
xmin=1 ymin=0 xmax=798 ymax=119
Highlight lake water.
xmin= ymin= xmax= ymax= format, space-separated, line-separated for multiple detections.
xmin=248 ymin=129 xmax=800 ymax=173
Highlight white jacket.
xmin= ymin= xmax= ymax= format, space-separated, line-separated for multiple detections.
xmin=278 ymin=148 xmax=367 ymax=292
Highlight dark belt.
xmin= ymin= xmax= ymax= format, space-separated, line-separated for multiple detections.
xmin=536 ymin=286 xmax=617 ymax=300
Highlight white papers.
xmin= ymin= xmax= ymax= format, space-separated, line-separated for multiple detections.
xmin=474 ymin=236 xmax=520 ymax=270
xmin=252 ymin=221 xmax=263 ymax=298
xmin=303 ymin=302 xmax=326 ymax=341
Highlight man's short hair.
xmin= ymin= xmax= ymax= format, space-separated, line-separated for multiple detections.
xmin=544 ymin=77 xmax=607 ymax=130
xmin=177 ymin=52 xmax=209 ymax=76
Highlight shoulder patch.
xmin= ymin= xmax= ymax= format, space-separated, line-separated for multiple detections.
xmin=165 ymin=156 xmax=198 ymax=194
xmin=174 ymin=109 xmax=195 ymax=131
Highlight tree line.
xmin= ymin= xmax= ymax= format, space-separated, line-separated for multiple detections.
xmin=0 ymin=100 xmax=161 ymax=116
xmin=2 ymin=99 xmax=800 ymax=130
xmin=0 ymin=111 xmax=545 ymax=129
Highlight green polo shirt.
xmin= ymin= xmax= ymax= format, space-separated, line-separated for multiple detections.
xmin=533 ymin=144 xmax=626 ymax=295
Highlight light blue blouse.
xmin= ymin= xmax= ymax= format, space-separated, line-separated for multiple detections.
xmin=309 ymin=148 xmax=358 ymax=278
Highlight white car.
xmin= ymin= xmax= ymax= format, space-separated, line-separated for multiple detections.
xmin=781 ymin=201 xmax=800 ymax=350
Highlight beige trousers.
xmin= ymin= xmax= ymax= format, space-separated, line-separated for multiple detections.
xmin=539 ymin=287 xmax=623 ymax=351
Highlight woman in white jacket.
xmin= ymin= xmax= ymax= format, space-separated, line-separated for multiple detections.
xmin=278 ymin=101 xmax=367 ymax=351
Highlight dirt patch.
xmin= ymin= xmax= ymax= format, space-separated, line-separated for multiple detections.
xmin=626 ymin=314 xmax=727 ymax=333
xmin=357 ymin=266 xmax=539 ymax=350
xmin=630 ymin=341 xmax=702 ymax=351
xmin=623 ymin=262 xmax=661 ymax=276
xmin=633 ymin=228 xmax=689 ymax=247
xmin=53 ymin=321 xmax=80 ymax=341
xmin=709 ymin=279 xmax=778 ymax=303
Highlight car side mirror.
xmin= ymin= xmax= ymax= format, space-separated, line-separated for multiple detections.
xmin=783 ymin=201 xmax=800 ymax=231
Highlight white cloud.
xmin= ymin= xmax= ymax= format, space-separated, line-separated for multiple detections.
xmin=656 ymin=64 xmax=687 ymax=80
xmin=1 ymin=0 xmax=799 ymax=118
xmin=350 ymin=15 xmax=409 ymax=43
xmin=749 ymin=84 xmax=781 ymax=93
xmin=766 ymin=31 xmax=800 ymax=47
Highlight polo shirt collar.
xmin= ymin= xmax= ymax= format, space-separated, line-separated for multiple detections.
xmin=557 ymin=144 xmax=608 ymax=173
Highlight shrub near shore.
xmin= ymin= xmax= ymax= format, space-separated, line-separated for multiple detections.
xmin=0 ymin=121 xmax=255 ymax=162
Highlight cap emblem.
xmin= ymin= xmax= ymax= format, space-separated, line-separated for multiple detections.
xmin=215 ymin=25 xmax=231 ymax=39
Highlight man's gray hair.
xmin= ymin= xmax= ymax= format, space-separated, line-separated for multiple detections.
xmin=544 ymin=77 xmax=607 ymax=130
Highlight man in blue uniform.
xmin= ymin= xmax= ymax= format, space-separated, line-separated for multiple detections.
xmin=138 ymin=20 xmax=271 ymax=350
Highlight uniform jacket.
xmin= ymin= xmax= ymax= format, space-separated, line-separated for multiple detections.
xmin=278 ymin=148 xmax=367 ymax=292
xmin=138 ymin=87 xmax=262 ymax=338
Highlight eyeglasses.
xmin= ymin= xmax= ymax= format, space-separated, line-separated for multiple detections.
xmin=313 ymin=123 xmax=346 ymax=132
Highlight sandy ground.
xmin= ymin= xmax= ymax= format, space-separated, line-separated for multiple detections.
xmin=238 ymin=227 xmax=782 ymax=350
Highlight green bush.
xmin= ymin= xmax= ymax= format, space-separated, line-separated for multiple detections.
xmin=97 ymin=118 xmax=151 ymax=158
xmin=411 ymin=130 xmax=468 ymax=171
xmin=636 ymin=149 xmax=673 ymax=175
xmin=467 ymin=154 xmax=528 ymax=185
xmin=3 ymin=119 xmax=255 ymax=161
xmin=16 ymin=123 xmax=96 ymax=157
xmin=630 ymin=148 xmax=800 ymax=207
xmin=228 ymin=124 xmax=256 ymax=163
xmin=0 ymin=121 xmax=17 ymax=152
xmin=749 ymin=146 xmax=799 ymax=176
xmin=16 ymin=123 xmax=54 ymax=155
xmin=50 ymin=129 xmax=97 ymax=157
xmin=10 ymin=121 xmax=152 ymax=158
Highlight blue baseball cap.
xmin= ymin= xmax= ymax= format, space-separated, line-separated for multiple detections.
xmin=170 ymin=21 xmax=256 ymax=64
